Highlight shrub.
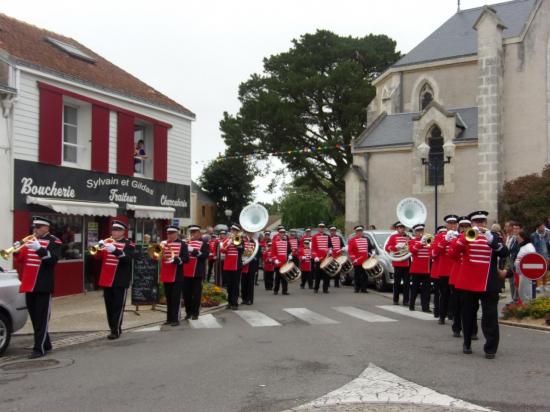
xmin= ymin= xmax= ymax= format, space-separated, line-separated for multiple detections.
xmin=501 ymin=297 xmax=550 ymax=320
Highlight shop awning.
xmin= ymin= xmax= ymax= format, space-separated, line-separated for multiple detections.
xmin=26 ymin=196 xmax=119 ymax=217
xmin=126 ymin=204 xmax=175 ymax=219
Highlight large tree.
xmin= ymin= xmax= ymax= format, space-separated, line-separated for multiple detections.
xmin=198 ymin=156 xmax=256 ymax=223
xmin=278 ymin=184 xmax=332 ymax=229
xmin=220 ymin=30 xmax=400 ymax=213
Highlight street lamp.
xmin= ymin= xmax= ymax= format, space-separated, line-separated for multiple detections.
xmin=418 ymin=141 xmax=454 ymax=230
xmin=224 ymin=209 xmax=233 ymax=226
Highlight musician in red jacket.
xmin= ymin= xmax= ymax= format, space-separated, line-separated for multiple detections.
xmin=431 ymin=214 xmax=459 ymax=324
xmin=300 ymin=228 xmax=312 ymax=247
xmin=312 ymin=223 xmax=333 ymax=294
xmin=449 ymin=211 xmax=508 ymax=358
xmin=329 ymin=226 xmax=345 ymax=288
xmin=221 ymin=224 xmax=245 ymax=310
xmin=206 ymin=233 xmax=219 ymax=283
xmin=262 ymin=239 xmax=275 ymax=290
xmin=408 ymin=223 xmax=431 ymax=312
xmin=240 ymin=232 xmax=257 ymax=305
xmin=385 ymin=221 xmax=410 ymax=305
xmin=94 ymin=220 xmax=135 ymax=340
xmin=183 ymin=225 xmax=209 ymax=320
xmin=154 ymin=225 xmax=190 ymax=326
xmin=299 ymin=239 xmax=313 ymax=289
xmin=13 ymin=216 xmax=61 ymax=358
xmin=271 ymin=227 xmax=292 ymax=295
xmin=348 ymin=225 xmax=371 ymax=293
xmin=429 ymin=225 xmax=446 ymax=319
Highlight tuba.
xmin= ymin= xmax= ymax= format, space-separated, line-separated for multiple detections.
xmin=386 ymin=197 xmax=427 ymax=262
xmin=239 ymin=203 xmax=269 ymax=266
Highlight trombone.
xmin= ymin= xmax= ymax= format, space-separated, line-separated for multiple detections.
xmin=0 ymin=235 xmax=36 ymax=259
xmin=88 ymin=238 xmax=114 ymax=255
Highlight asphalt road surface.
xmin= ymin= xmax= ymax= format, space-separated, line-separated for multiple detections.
xmin=1 ymin=285 xmax=549 ymax=412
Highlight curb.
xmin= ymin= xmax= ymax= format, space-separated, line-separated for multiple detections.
xmin=499 ymin=319 xmax=550 ymax=332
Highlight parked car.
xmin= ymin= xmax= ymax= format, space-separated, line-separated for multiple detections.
xmin=0 ymin=269 xmax=28 ymax=356
xmin=344 ymin=231 xmax=395 ymax=291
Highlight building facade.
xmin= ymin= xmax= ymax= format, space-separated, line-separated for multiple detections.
xmin=346 ymin=0 xmax=550 ymax=233
xmin=0 ymin=14 xmax=194 ymax=295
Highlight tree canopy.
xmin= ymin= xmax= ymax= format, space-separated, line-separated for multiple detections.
xmin=198 ymin=157 xmax=256 ymax=222
xmin=278 ymin=185 xmax=332 ymax=229
xmin=220 ymin=29 xmax=400 ymax=214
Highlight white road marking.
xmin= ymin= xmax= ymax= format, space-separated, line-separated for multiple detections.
xmin=333 ymin=306 xmax=397 ymax=323
xmin=133 ymin=325 xmax=161 ymax=332
xmin=283 ymin=308 xmax=339 ymax=325
xmin=189 ymin=314 xmax=222 ymax=329
xmin=234 ymin=310 xmax=281 ymax=327
xmin=287 ymin=363 xmax=491 ymax=411
xmin=377 ymin=305 xmax=435 ymax=320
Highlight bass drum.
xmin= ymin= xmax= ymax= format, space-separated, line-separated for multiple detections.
xmin=280 ymin=261 xmax=301 ymax=283
xmin=320 ymin=256 xmax=341 ymax=278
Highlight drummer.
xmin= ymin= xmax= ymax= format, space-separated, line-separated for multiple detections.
xmin=271 ymin=227 xmax=292 ymax=295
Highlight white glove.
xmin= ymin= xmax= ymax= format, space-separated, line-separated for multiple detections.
xmin=105 ymin=243 xmax=116 ymax=253
xmin=484 ymin=231 xmax=494 ymax=244
xmin=274 ymin=259 xmax=280 ymax=266
xmin=188 ymin=246 xmax=194 ymax=253
xmin=28 ymin=240 xmax=41 ymax=251
xmin=160 ymin=241 xmax=167 ymax=247
xmin=445 ymin=231 xmax=454 ymax=242
xmin=314 ymin=257 xmax=320 ymax=263
xmin=327 ymin=249 xmax=332 ymax=256
xmin=341 ymin=246 xmax=348 ymax=253
xmin=396 ymin=242 xmax=406 ymax=249
xmin=288 ymin=254 xmax=293 ymax=260
xmin=12 ymin=241 xmax=21 ymax=248
xmin=98 ymin=239 xmax=105 ymax=247
xmin=421 ymin=235 xmax=428 ymax=246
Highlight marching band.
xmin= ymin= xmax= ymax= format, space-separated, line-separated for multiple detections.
xmin=6 ymin=198 xmax=509 ymax=361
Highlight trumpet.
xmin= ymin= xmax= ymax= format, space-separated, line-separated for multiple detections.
xmin=0 ymin=235 xmax=36 ymax=259
xmin=422 ymin=234 xmax=434 ymax=245
xmin=88 ymin=237 xmax=114 ymax=255
xmin=232 ymin=232 xmax=243 ymax=246
xmin=147 ymin=242 xmax=175 ymax=260
xmin=465 ymin=227 xmax=487 ymax=242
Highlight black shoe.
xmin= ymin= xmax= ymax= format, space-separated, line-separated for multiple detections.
xmin=393 ymin=301 xmax=398 ymax=305
xmin=314 ymin=289 xmax=319 ymax=294
xmin=170 ymin=321 xmax=180 ymax=327
xmin=361 ymin=290 xmax=368 ymax=293
xmin=463 ymin=345 xmax=472 ymax=354
xmin=184 ymin=314 xmax=191 ymax=320
xmin=471 ymin=335 xmax=478 ymax=341
xmin=282 ymin=292 xmax=290 ymax=295
xmin=192 ymin=315 xmax=199 ymax=320
xmin=163 ymin=321 xmax=171 ymax=325
xmin=438 ymin=319 xmax=445 ymax=325
xmin=485 ymin=353 xmax=495 ymax=360
xmin=354 ymin=290 xmax=359 ymax=293
xmin=323 ymin=290 xmax=329 ymax=294
xmin=28 ymin=350 xmax=45 ymax=359
xmin=453 ymin=331 xmax=461 ymax=338
xmin=300 ymin=285 xmax=305 ymax=289
xmin=403 ymin=302 xmax=409 ymax=306
xmin=409 ymin=306 xmax=415 ymax=311
xmin=447 ymin=316 xmax=454 ymax=321
xmin=107 ymin=333 xmax=119 ymax=340
xmin=422 ymin=309 xmax=432 ymax=313
xmin=308 ymin=286 xmax=313 ymax=289
xmin=231 ymin=305 xmax=239 ymax=310
xmin=434 ymin=313 xmax=440 ymax=318
xmin=273 ymin=291 xmax=279 ymax=295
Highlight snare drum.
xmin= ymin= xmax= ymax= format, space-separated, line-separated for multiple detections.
xmin=280 ymin=261 xmax=302 ymax=283
xmin=362 ymin=255 xmax=384 ymax=278
xmin=335 ymin=255 xmax=353 ymax=275
xmin=320 ymin=256 xmax=341 ymax=278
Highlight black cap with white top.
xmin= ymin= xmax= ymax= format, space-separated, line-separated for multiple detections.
xmin=32 ymin=216 xmax=52 ymax=227
xmin=111 ymin=220 xmax=127 ymax=230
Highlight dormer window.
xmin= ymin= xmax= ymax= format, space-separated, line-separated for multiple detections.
xmin=45 ymin=37 xmax=96 ymax=63
xmin=420 ymin=83 xmax=434 ymax=110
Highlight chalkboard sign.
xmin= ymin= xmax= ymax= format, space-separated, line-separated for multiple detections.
xmin=131 ymin=245 xmax=159 ymax=306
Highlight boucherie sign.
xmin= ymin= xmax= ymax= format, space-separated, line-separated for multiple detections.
xmin=14 ymin=159 xmax=190 ymax=217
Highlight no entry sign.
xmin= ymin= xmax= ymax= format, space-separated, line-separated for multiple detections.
xmin=519 ymin=253 xmax=548 ymax=280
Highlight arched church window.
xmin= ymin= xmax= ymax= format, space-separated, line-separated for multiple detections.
xmin=426 ymin=125 xmax=444 ymax=186
xmin=420 ymin=83 xmax=434 ymax=110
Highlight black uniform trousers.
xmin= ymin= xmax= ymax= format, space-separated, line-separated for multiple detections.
xmin=409 ymin=274 xmax=430 ymax=311
xmin=450 ymin=287 xmax=479 ymax=336
xmin=183 ymin=276 xmax=202 ymax=317
xmin=332 ymin=274 xmax=340 ymax=287
xmin=264 ymin=270 xmax=274 ymax=290
xmin=313 ymin=262 xmax=329 ymax=292
xmin=103 ymin=287 xmax=128 ymax=336
xmin=164 ymin=281 xmax=183 ymax=323
xmin=393 ymin=266 xmax=410 ymax=305
xmin=432 ymin=278 xmax=440 ymax=318
xmin=225 ymin=270 xmax=241 ymax=307
xmin=438 ymin=276 xmax=451 ymax=321
xmin=25 ymin=292 xmax=52 ymax=354
xmin=300 ymin=271 xmax=313 ymax=289
xmin=241 ymin=269 xmax=256 ymax=304
xmin=460 ymin=291 xmax=497 ymax=353
xmin=354 ymin=266 xmax=367 ymax=292
xmin=274 ymin=268 xmax=288 ymax=294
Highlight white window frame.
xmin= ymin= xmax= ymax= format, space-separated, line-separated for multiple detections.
xmin=62 ymin=104 xmax=80 ymax=165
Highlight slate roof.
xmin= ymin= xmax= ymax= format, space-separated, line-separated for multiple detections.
xmin=0 ymin=13 xmax=195 ymax=118
xmin=393 ymin=0 xmax=536 ymax=68
xmin=355 ymin=107 xmax=478 ymax=149
xmin=192 ymin=181 xmax=215 ymax=203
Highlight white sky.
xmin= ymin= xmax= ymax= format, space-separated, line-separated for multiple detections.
xmin=2 ymin=0 xmax=491 ymax=202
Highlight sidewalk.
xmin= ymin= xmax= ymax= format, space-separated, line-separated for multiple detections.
xmin=15 ymin=290 xmax=222 ymax=335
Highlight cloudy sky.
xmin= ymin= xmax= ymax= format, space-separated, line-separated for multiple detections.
xmin=3 ymin=0 xmax=491 ymax=201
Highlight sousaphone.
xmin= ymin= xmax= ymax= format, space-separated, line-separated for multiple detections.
xmin=239 ymin=203 xmax=269 ymax=266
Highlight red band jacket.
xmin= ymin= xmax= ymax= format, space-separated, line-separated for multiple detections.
xmin=15 ymin=233 xmax=61 ymax=293
xmin=157 ymin=239 xmax=190 ymax=283
xmin=96 ymin=238 xmax=135 ymax=288
xmin=348 ymin=235 xmax=370 ymax=266
xmin=385 ymin=233 xmax=410 ymax=268
xmin=409 ymin=236 xmax=430 ymax=275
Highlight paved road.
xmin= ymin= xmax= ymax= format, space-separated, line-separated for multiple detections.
xmin=1 ymin=285 xmax=549 ymax=411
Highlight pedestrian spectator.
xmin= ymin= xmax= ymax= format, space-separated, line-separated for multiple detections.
xmin=531 ymin=221 xmax=550 ymax=293
xmin=545 ymin=216 xmax=550 ymax=231
xmin=134 ymin=140 xmax=148 ymax=173
xmin=505 ymin=221 xmax=521 ymax=304
xmin=369 ymin=224 xmax=377 ymax=230
xmin=515 ymin=230 xmax=536 ymax=304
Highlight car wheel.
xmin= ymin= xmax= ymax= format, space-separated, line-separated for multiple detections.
xmin=0 ymin=312 xmax=12 ymax=357
xmin=375 ymin=273 xmax=388 ymax=292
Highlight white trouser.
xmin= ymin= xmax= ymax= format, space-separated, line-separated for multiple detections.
xmin=518 ymin=274 xmax=533 ymax=304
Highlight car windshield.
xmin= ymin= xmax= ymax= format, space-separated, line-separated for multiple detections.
xmin=372 ymin=232 xmax=391 ymax=247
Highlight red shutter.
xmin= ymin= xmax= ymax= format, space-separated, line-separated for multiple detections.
xmin=38 ymin=87 xmax=63 ymax=165
xmin=91 ymin=105 xmax=110 ymax=172
xmin=117 ymin=112 xmax=134 ymax=176
xmin=154 ymin=124 xmax=168 ymax=181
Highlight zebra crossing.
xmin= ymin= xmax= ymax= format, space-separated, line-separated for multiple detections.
xmin=133 ymin=303 xmax=437 ymax=332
